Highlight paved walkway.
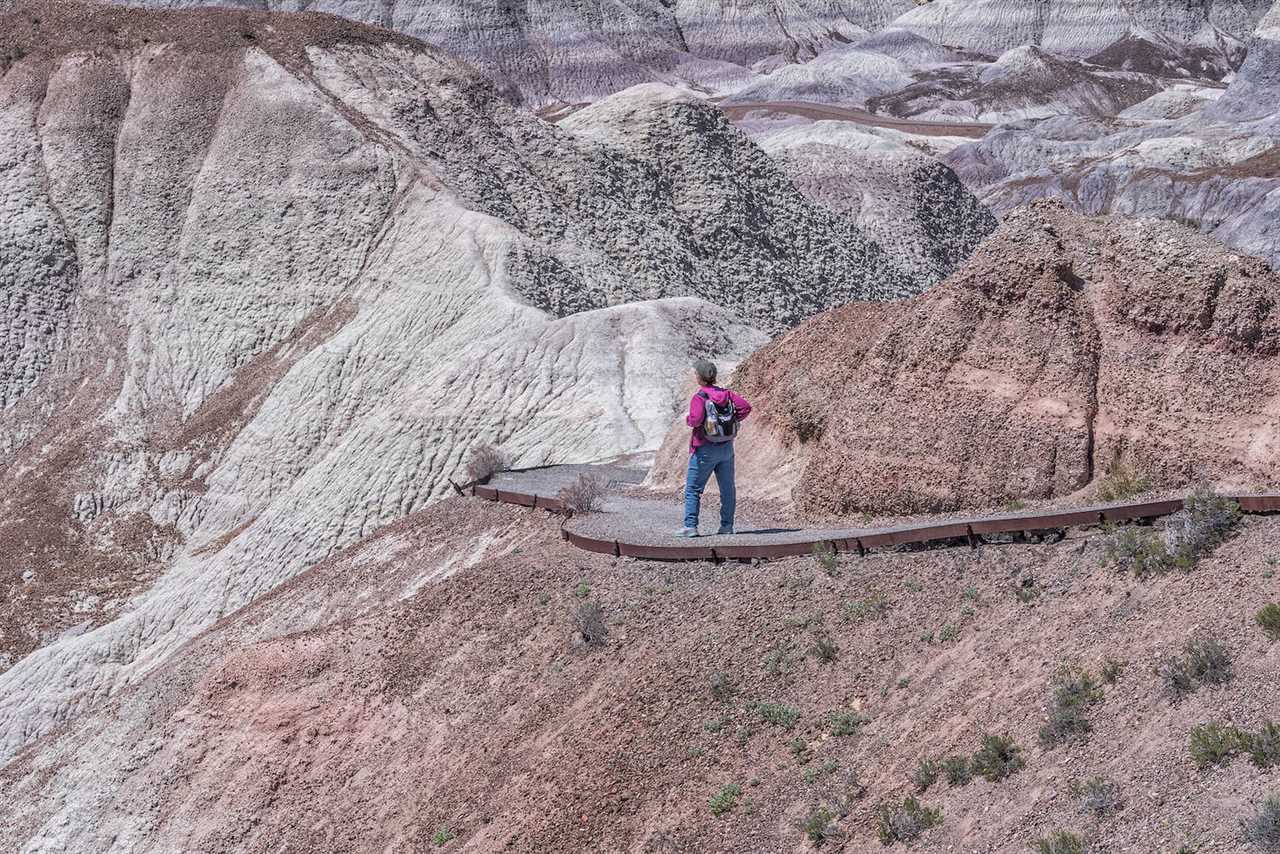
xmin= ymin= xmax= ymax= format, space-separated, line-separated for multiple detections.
xmin=473 ymin=463 xmax=1280 ymax=561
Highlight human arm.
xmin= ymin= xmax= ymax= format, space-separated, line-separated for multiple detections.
xmin=686 ymin=393 xmax=705 ymax=428
xmin=729 ymin=391 xmax=752 ymax=421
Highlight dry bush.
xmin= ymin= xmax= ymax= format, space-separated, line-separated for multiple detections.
xmin=1243 ymin=793 xmax=1280 ymax=850
xmin=558 ymin=473 xmax=606 ymax=514
xmin=1040 ymin=665 xmax=1105 ymax=747
xmin=911 ymin=758 xmax=940 ymax=793
xmin=876 ymin=796 xmax=942 ymax=844
xmin=1071 ymin=777 xmax=1122 ymax=815
xmin=574 ymin=601 xmax=608 ymax=646
xmin=464 ymin=443 xmax=510 ymax=481
xmin=1165 ymin=486 xmax=1241 ymax=565
xmin=1095 ymin=462 xmax=1150 ymax=502
xmin=1161 ymin=635 xmax=1234 ymax=703
xmin=1034 ymin=830 xmax=1087 ymax=854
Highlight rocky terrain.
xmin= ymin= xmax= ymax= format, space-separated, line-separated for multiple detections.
xmin=651 ymin=201 xmax=1280 ymax=515
xmin=0 ymin=0 xmax=1006 ymax=765
xmin=947 ymin=1 xmax=1280 ymax=269
xmin=4 ymin=485 xmax=1280 ymax=852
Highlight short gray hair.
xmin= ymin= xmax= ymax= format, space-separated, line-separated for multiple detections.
xmin=693 ymin=359 xmax=717 ymax=385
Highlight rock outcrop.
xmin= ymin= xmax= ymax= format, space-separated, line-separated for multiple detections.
xmin=650 ymin=202 xmax=1280 ymax=514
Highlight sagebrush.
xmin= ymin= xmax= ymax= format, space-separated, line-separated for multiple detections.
xmin=558 ymin=473 xmax=606 ymax=513
xmin=876 ymin=796 xmax=942 ymax=845
xmin=464 ymin=443 xmax=509 ymax=481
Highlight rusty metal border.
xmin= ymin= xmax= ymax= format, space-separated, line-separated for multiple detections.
xmin=468 ymin=487 xmax=1280 ymax=563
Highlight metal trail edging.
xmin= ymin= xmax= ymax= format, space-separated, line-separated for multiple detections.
xmin=468 ymin=482 xmax=1280 ymax=563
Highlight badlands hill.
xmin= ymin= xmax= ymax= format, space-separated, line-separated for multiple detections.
xmin=946 ymin=1 xmax=1280 ymax=269
xmin=651 ymin=201 xmax=1280 ymax=514
xmin=113 ymin=0 xmax=1273 ymax=107
xmin=0 ymin=0 xmax=1004 ymax=764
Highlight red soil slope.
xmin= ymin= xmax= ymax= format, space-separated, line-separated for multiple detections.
xmin=3 ymin=495 xmax=1279 ymax=852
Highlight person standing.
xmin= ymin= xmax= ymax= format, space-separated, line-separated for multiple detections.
xmin=677 ymin=360 xmax=752 ymax=537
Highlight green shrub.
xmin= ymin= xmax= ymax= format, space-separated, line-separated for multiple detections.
xmin=971 ymin=733 xmax=1025 ymax=782
xmin=876 ymin=796 xmax=942 ymax=845
xmin=1033 ymin=830 xmax=1087 ymax=854
xmin=911 ymin=758 xmax=941 ymax=793
xmin=827 ymin=710 xmax=868 ymax=737
xmin=1071 ymin=777 xmax=1121 ymax=815
xmin=1185 ymin=636 xmax=1233 ymax=686
xmin=1242 ymin=794 xmax=1280 ymax=850
xmin=812 ymin=634 xmax=839 ymax=663
xmin=1188 ymin=721 xmax=1248 ymax=769
xmin=800 ymin=806 xmax=838 ymax=845
xmin=1160 ymin=636 xmax=1233 ymax=702
xmin=1040 ymin=665 xmax=1105 ymax=747
xmin=790 ymin=737 xmax=809 ymax=763
xmin=939 ymin=624 xmax=960 ymax=643
xmin=1249 ymin=722 xmax=1280 ymax=769
xmin=754 ymin=701 xmax=800 ymax=730
xmin=813 ymin=541 xmax=838 ymax=575
xmin=1103 ymin=525 xmax=1171 ymax=577
xmin=845 ymin=594 xmax=890 ymax=621
xmin=941 ymin=755 xmax=972 ymax=786
xmin=1096 ymin=462 xmax=1150 ymax=502
xmin=432 ymin=826 xmax=457 ymax=845
xmin=709 ymin=783 xmax=742 ymax=817
xmin=1257 ymin=604 xmax=1280 ymax=641
xmin=1165 ymin=486 xmax=1241 ymax=565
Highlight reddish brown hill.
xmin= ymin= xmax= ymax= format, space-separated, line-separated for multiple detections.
xmin=652 ymin=200 xmax=1280 ymax=515
xmin=3 ymin=495 xmax=1280 ymax=852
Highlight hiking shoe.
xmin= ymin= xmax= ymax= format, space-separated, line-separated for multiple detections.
xmin=716 ymin=525 xmax=734 ymax=535
xmin=675 ymin=527 xmax=698 ymax=538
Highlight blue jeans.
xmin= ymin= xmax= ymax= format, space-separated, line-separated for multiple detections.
xmin=684 ymin=442 xmax=736 ymax=530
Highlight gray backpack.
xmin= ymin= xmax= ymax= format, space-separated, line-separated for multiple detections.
xmin=698 ymin=390 xmax=737 ymax=443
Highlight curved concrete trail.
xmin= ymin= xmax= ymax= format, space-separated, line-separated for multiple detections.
xmin=468 ymin=464 xmax=1280 ymax=562
xmin=717 ymin=100 xmax=994 ymax=138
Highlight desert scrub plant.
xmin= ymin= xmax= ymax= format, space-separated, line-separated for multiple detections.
xmin=574 ymin=601 xmax=608 ymax=646
xmin=876 ymin=796 xmax=942 ymax=845
xmin=1040 ymin=665 xmax=1105 ymax=747
xmin=800 ymin=805 xmax=840 ymax=845
xmin=1159 ymin=635 xmax=1233 ymax=702
xmin=790 ymin=736 xmax=809 ymax=763
xmin=1188 ymin=721 xmax=1248 ymax=769
xmin=938 ymin=623 xmax=960 ymax=643
xmin=827 ymin=709 xmax=868 ymax=737
xmin=845 ymin=593 xmax=890 ymax=622
xmin=812 ymin=633 xmax=839 ymax=663
xmin=1103 ymin=525 xmax=1172 ymax=577
xmin=1248 ymin=722 xmax=1280 ymax=768
xmin=754 ymin=701 xmax=800 ymax=730
xmin=941 ymin=755 xmax=972 ymax=786
xmin=763 ymin=642 xmax=796 ymax=677
xmin=1100 ymin=657 xmax=1125 ymax=684
xmin=464 ymin=443 xmax=509 ymax=481
xmin=709 ymin=671 xmax=737 ymax=702
xmin=1242 ymin=793 xmax=1280 ymax=850
xmin=709 ymin=783 xmax=742 ymax=817
xmin=1071 ymin=776 xmax=1122 ymax=815
xmin=432 ymin=826 xmax=457 ymax=845
xmin=911 ymin=758 xmax=941 ymax=793
xmin=558 ymin=472 xmax=606 ymax=513
xmin=1033 ymin=830 xmax=1087 ymax=854
xmin=1257 ymin=604 xmax=1280 ymax=641
xmin=1096 ymin=462 xmax=1150 ymax=502
xmin=971 ymin=733 xmax=1025 ymax=782
xmin=813 ymin=541 xmax=839 ymax=576
xmin=1165 ymin=486 xmax=1241 ymax=566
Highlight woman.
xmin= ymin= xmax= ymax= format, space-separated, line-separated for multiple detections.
xmin=677 ymin=360 xmax=752 ymax=537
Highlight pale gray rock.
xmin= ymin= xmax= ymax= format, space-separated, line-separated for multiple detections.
xmin=0 ymin=2 xmax=964 ymax=763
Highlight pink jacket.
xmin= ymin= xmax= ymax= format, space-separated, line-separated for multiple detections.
xmin=687 ymin=386 xmax=752 ymax=451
